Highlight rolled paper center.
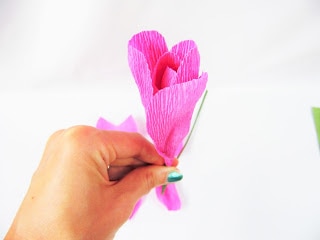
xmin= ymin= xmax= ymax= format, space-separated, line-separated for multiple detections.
xmin=160 ymin=67 xmax=177 ymax=89
xmin=152 ymin=52 xmax=180 ymax=94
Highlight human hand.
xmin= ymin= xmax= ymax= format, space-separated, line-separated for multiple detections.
xmin=5 ymin=126 xmax=182 ymax=240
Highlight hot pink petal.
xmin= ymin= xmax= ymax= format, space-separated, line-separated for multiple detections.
xmin=161 ymin=67 xmax=177 ymax=89
xmin=152 ymin=52 xmax=180 ymax=93
xmin=128 ymin=31 xmax=168 ymax=76
xmin=176 ymin=47 xmax=200 ymax=84
xmin=171 ymin=40 xmax=197 ymax=61
xmin=155 ymin=184 xmax=181 ymax=210
xmin=146 ymin=74 xmax=208 ymax=166
xmin=171 ymin=40 xmax=200 ymax=84
xmin=128 ymin=46 xmax=153 ymax=107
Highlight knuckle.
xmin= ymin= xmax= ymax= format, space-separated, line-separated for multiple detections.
xmin=47 ymin=129 xmax=64 ymax=141
xmin=62 ymin=125 xmax=96 ymax=147
xmin=130 ymin=132 xmax=144 ymax=142
xmin=64 ymin=125 xmax=92 ymax=137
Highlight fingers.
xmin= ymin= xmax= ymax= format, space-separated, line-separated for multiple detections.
xmin=108 ymin=165 xmax=146 ymax=181
xmin=107 ymin=157 xmax=180 ymax=181
xmin=113 ymin=165 xmax=183 ymax=203
xmin=42 ymin=127 xmax=175 ymax=183
xmin=100 ymin=131 xmax=180 ymax=181
xmin=46 ymin=126 xmax=164 ymax=167
xmin=108 ymin=158 xmax=148 ymax=167
xmin=100 ymin=131 xmax=164 ymax=166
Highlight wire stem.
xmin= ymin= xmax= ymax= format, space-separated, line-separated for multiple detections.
xmin=162 ymin=89 xmax=208 ymax=194
xmin=177 ymin=89 xmax=208 ymax=158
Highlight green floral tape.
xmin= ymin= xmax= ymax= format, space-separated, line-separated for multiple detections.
xmin=312 ymin=107 xmax=320 ymax=146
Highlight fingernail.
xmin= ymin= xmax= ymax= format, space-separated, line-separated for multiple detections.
xmin=167 ymin=171 xmax=183 ymax=183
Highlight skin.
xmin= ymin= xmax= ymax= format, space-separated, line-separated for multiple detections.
xmin=5 ymin=126 xmax=180 ymax=240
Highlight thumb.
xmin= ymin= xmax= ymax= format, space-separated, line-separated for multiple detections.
xmin=114 ymin=165 xmax=183 ymax=203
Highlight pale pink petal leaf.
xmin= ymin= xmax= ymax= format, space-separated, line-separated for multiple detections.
xmin=96 ymin=115 xmax=143 ymax=218
xmin=118 ymin=115 xmax=138 ymax=132
xmin=129 ymin=197 xmax=145 ymax=219
xmin=128 ymin=30 xmax=209 ymax=212
xmin=96 ymin=117 xmax=117 ymax=130
xmin=96 ymin=115 xmax=138 ymax=132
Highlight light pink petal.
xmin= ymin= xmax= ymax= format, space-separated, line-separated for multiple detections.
xmin=171 ymin=40 xmax=197 ymax=61
xmin=146 ymin=74 xmax=208 ymax=166
xmin=129 ymin=197 xmax=145 ymax=219
xmin=96 ymin=117 xmax=117 ymax=130
xmin=96 ymin=115 xmax=137 ymax=132
xmin=128 ymin=30 xmax=168 ymax=76
xmin=96 ymin=116 xmax=144 ymax=218
xmin=118 ymin=115 xmax=138 ymax=132
xmin=128 ymin=46 xmax=153 ymax=107
xmin=176 ymin=47 xmax=200 ymax=84
xmin=152 ymin=52 xmax=180 ymax=93
xmin=155 ymin=184 xmax=181 ymax=210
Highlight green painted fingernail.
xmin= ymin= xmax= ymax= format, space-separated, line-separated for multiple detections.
xmin=167 ymin=171 xmax=183 ymax=183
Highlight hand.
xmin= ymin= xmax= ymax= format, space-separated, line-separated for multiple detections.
xmin=5 ymin=126 xmax=182 ymax=240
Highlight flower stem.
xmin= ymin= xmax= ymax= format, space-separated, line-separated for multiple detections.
xmin=162 ymin=89 xmax=208 ymax=194
xmin=178 ymin=89 xmax=208 ymax=158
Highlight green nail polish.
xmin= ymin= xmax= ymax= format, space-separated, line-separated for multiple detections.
xmin=167 ymin=171 xmax=183 ymax=183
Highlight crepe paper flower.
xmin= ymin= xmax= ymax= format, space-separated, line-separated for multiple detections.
xmin=96 ymin=115 xmax=143 ymax=218
xmin=128 ymin=30 xmax=208 ymax=210
xmin=312 ymin=107 xmax=320 ymax=147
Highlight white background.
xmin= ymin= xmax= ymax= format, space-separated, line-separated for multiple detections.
xmin=1 ymin=0 xmax=320 ymax=239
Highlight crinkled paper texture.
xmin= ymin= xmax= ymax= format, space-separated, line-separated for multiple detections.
xmin=128 ymin=30 xmax=208 ymax=211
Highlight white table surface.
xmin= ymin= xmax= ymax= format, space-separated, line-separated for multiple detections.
xmin=1 ymin=1 xmax=320 ymax=239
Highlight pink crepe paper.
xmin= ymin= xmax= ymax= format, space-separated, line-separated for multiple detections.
xmin=128 ymin=30 xmax=208 ymax=210
xmin=96 ymin=115 xmax=138 ymax=132
xmin=96 ymin=115 xmax=143 ymax=218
